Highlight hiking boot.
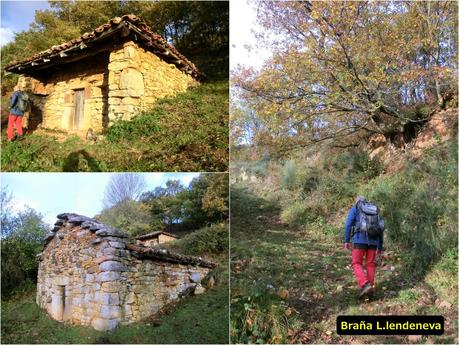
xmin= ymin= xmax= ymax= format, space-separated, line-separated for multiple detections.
xmin=358 ymin=282 xmax=372 ymax=299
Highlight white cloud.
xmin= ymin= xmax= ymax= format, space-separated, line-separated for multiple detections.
xmin=0 ymin=26 xmax=15 ymax=46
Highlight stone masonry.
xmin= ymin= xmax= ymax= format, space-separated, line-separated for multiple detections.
xmin=5 ymin=15 xmax=201 ymax=134
xmin=36 ymin=213 xmax=215 ymax=331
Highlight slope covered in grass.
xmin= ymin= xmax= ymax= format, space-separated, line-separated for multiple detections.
xmin=1 ymin=81 xmax=228 ymax=172
xmin=230 ymin=136 xmax=458 ymax=344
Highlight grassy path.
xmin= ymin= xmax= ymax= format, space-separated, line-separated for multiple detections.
xmin=230 ymin=186 xmax=457 ymax=344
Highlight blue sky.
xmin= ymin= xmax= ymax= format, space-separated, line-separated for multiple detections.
xmin=0 ymin=0 xmax=51 ymax=46
xmin=1 ymin=173 xmax=200 ymax=226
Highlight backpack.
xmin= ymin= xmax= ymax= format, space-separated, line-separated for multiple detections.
xmin=16 ymin=92 xmax=30 ymax=112
xmin=356 ymin=200 xmax=385 ymax=240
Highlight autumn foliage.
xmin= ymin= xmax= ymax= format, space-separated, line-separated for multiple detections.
xmin=232 ymin=1 xmax=457 ymax=151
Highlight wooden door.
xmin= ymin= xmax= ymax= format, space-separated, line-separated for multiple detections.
xmin=73 ymin=90 xmax=84 ymax=130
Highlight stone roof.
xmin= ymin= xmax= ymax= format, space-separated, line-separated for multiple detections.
xmin=136 ymin=231 xmax=179 ymax=240
xmin=4 ymin=14 xmax=203 ymax=80
xmin=126 ymin=243 xmax=216 ymax=268
xmin=42 ymin=213 xmax=216 ymax=269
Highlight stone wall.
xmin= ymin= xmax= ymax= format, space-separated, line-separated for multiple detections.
xmin=18 ymin=52 xmax=109 ymax=133
xmin=106 ymin=41 xmax=199 ymax=124
xmin=37 ymin=214 xmax=214 ymax=331
xmin=17 ymin=40 xmax=198 ymax=133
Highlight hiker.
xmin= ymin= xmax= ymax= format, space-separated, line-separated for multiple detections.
xmin=7 ymin=85 xmax=30 ymax=141
xmin=343 ymin=196 xmax=384 ymax=298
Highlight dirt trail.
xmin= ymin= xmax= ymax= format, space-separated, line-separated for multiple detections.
xmin=231 ymin=186 xmax=456 ymax=344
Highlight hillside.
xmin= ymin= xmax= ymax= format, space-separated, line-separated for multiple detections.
xmin=230 ymin=111 xmax=458 ymax=344
xmin=1 ymin=80 xmax=228 ymax=172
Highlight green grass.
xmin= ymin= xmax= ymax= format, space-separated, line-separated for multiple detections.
xmin=230 ymin=185 xmax=458 ymax=344
xmin=1 ymin=264 xmax=229 ymax=344
xmin=164 ymin=222 xmax=229 ymax=256
xmin=1 ymin=80 xmax=228 ymax=172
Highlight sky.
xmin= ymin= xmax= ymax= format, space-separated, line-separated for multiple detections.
xmin=0 ymin=0 xmax=51 ymax=46
xmin=230 ymin=0 xmax=271 ymax=71
xmin=1 ymin=173 xmax=200 ymax=226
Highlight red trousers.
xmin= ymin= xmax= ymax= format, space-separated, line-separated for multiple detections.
xmin=351 ymin=248 xmax=376 ymax=287
xmin=7 ymin=114 xmax=23 ymax=141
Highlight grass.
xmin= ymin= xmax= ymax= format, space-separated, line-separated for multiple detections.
xmin=230 ymin=185 xmax=458 ymax=344
xmin=1 ymin=259 xmax=229 ymax=344
xmin=1 ymin=80 xmax=228 ymax=172
xmin=164 ymin=222 xmax=229 ymax=256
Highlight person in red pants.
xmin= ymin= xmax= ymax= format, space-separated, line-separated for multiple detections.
xmin=343 ymin=196 xmax=384 ymax=298
xmin=7 ymin=85 xmax=26 ymax=141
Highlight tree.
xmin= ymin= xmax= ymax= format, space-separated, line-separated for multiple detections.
xmin=1 ymin=186 xmax=13 ymax=237
xmin=96 ymin=199 xmax=151 ymax=237
xmin=1 ymin=206 xmax=49 ymax=295
xmin=103 ymin=173 xmax=147 ymax=208
xmin=233 ymin=1 xmax=457 ymax=151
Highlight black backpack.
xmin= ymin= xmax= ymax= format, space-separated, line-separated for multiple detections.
xmin=356 ymin=200 xmax=385 ymax=239
xmin=16 ymin=92 xmax=31 ymax=112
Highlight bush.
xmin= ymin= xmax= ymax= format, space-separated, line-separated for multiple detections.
xmin=252 ymin=153 xmax=271 ymax=178
xmin=105 ymin=112 xmax=161 ymax=143
xmin=164 ymin=222 xmax=228 ymax=256
xmin=231 ymin=290 xmax=302 ymax=344
xmin=280 ymin=160 xmax=297 ymax=190
xmin=360 ymin=139 xmax=458 ymax=274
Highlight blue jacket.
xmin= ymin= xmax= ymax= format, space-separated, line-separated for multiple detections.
xmin=344 ymin=205 xmax=383 ymax=250
xmin=10 ymin=91 xmax=24 ymax=116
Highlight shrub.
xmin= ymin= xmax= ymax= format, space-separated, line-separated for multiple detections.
xmin=360 ymin=139 xmax=458 ymax=274
xmin=231 ymin=290 xmax=302 ymax=344
xmin=164 ymin=222 xmax=228 ymax=256
xmin=105 ymin=112 xmax=161 ymax=143
xmin=280 ymin=160 xmax=297 ymax=190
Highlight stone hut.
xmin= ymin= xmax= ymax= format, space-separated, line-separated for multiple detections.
xmin=136 ymin=231 xmax=179 ymax=247
xmin=4 ymin=14 xmax=202 ymax=133
xmin=36 ymin=213 xmax=215 ymax=331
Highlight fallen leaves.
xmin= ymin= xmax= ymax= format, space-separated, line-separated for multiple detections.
xmin=277 ymin=287 xmax=289 ymax=299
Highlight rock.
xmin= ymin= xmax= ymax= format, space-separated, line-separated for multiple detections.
xmin=96 ymin=271 xmax=121 ymax=282
xmin=43 ymin=233 xmax=55 ymax=242
xmin=100 ymin=305 xmax=122 ymax=319
xmin=194 ymin=284 xmax=206 ymax=295
xmin=119 ymin=68 xmax=144 ymax=97
xmin=99 ymin=261 xmax=127 ymax=272
xmin=109 ymin=241 xmax=126 ymax=249
xmin=190 ymin=272 xmax=201 ymax=283
xmin=206 ymin=276 xmax=215 ymax=288
xmin=58 ymin=233 xmax=65 ymax=239
xmin=91 ymin=238 xmax=102 ymax=245
xmin=95 ymin=255 xmax=120 ymax=264
xmin=46 ymin=296 xmax=52 ymax=303
xmin=89 ymin=224 xmax=102 ymax=231
xmin=96 ymin=292 xmax=120 ymax=305
xmin=96 ymin=227 xmax=127 ymax=238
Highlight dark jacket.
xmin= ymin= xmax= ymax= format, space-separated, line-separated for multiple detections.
xmin=10 ymin=91 xmax=24 ymax=116
xmin=344 ymin=205 xmax=383 ymax=250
